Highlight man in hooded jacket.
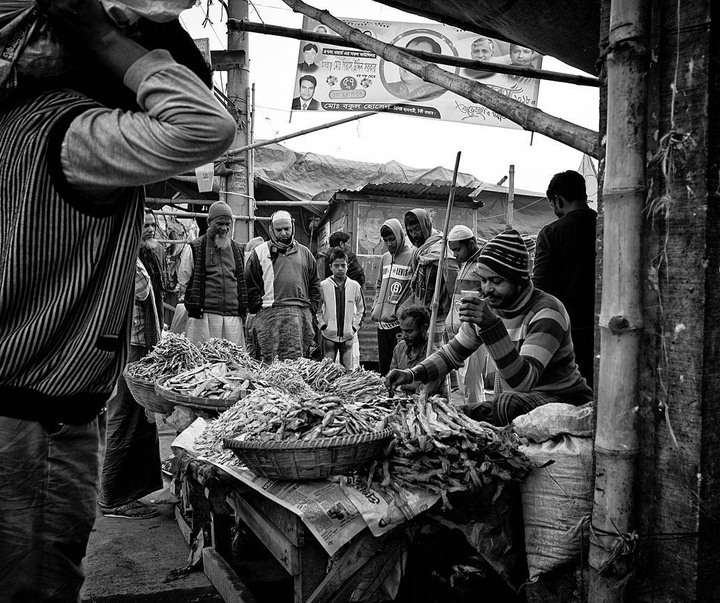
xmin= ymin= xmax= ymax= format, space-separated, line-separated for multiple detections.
xmin=245 ymin=211 xmax=321 ymax=362
xmin=403 ymin=208 xmax=456 ymax=346
xmin=371 ymin=218 xmax=414 ymax=375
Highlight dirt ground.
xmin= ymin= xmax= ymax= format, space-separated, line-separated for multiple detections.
xmin=80 ymin=426 xmax=223 ymax=603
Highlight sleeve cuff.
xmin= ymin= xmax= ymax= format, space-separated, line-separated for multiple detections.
xmin=478 ymin=319 xmax=505 ymax=344
xmin=123 ymin=49 xmax=177 ymax=93
xmin=411 ymin=364 xmax=429 ymax=383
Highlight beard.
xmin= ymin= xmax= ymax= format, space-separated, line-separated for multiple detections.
xmin=214 ymin=233 xmax=231 ymax=250
xmin=141 ymin=237 xmax=158 ymax=250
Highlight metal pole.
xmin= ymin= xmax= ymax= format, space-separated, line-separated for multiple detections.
xmin=225 ymin=0 xmax=251 ymax=243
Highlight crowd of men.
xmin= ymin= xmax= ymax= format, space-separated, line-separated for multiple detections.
xmin=0 ymin=2 xmax=598 ymax=600
xmin=159 ymin=168 xmax=597 ymax=432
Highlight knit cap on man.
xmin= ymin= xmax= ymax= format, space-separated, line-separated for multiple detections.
xmin=207 ymin=201 xmax=232 ymax=222
xmin=477 ymin=229 xmax=530 ymax=284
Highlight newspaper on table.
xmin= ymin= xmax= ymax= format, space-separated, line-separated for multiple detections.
xmin=172 ymin=418 xmax=439 ymax=555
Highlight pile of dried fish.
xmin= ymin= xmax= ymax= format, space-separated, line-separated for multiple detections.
xmin=195 ymin=387 xmax=395 ymax=464
xmin=278 ymin=357 xmax=347 ymax=390
xmin=365 ymin=397 xmax=532 ymax=508
xmin=327 ymin=367 xmax=388 ymax=405
xmin=159 ymin=362 xmax=252 ymax=400
xmin=125 ymin=333 xmax=204 ymax=380
xmin=255 ymin=361 xmax=318 ymax=399
xmin=198 ymin=338 xmax=262 ymax=373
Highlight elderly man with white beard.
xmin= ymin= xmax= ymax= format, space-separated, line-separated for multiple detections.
xmin=139 ymin=210 xmax=169 ymax=328
xmin=177 ymin=201 xmax=249 ymax=347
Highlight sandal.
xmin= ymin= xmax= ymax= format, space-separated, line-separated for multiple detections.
xmin=100 ymin=500 xmax=159 ymax=520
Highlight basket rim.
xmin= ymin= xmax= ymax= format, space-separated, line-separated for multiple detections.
xmin=222 ymin=428 xmax=394 ymax=451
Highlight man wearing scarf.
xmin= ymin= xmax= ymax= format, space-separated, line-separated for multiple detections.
xmin=245 ymin=211 xmax=322 ymax=362
xmin=403 ymin=208 xmax=456 ymax=346
xmin=177 ymin=201 xmax=248 ymax=347
xmin=386 ymin=229 xmax=592 ymax=426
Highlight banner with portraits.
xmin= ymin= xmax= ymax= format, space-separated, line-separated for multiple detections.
xmin=291 ymin=17 xmax=544 ymax=129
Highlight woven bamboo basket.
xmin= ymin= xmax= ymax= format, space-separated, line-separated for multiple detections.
xmin=222 ymin=429 xmax=394 ymax=480
xmin=155 ymin=375 xmax=245 ymax=412
xmin=123 ymin=368 xmax=176 ymax=414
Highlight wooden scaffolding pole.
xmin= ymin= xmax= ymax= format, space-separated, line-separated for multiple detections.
xmin=589 ymin=0 xmax=648 ymax=599
xmin=281 ymin=0 xmax=600 ymax=159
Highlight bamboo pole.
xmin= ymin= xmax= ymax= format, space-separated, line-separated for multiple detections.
xmin=226 ymin=109 xmax=389 ymax=157
xmin=506 ymin=165 xmax=515 ymax=229
xmin=589 ymin=0 xmax=648 ymax=600
xmin=228 ymin=19 xmax=600 ymax=87
xmin=425 ymin=151 xmax=461 ymax=358
xmin=281 ymin=0 xmax=600 ymax=159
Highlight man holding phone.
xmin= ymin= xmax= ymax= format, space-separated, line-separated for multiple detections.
xmin=385 ymin=230 xmax=592 ymax=425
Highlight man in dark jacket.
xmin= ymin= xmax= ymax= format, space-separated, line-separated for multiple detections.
xmin=533 ymin=171 xmax=597 ymax=388
xmin=177 ymin=201 xmax=248 ymax=347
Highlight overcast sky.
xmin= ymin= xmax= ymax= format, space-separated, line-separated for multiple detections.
xmin=179 ymin=0 xmax=599 ymax=193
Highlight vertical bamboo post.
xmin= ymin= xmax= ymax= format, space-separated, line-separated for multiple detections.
xmin=589 ymin=0 xmax=648 ymax=600
xmin=506 ymin=165 xmax=515 ymax=229
xmin=425 ymin=152 xmax=461 ymax=359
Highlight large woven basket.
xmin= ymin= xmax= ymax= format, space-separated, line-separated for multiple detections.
xmin=155 ymin=375 xmax=244 ymax=412
xmin=123 ymin=369 xmax=176 ymax=415
xmin=222 ymin=429 xmax=394 ymax=480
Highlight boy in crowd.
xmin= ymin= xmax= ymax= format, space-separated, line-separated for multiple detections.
xmin=317 ymin=248 xmax=365 ymax=369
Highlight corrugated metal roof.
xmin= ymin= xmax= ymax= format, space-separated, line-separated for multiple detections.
xmin=343 ymin=182 xmax=480 ymax=201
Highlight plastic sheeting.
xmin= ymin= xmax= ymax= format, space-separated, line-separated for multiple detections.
xmin=374 ymin=0 xmax=600 ymax=75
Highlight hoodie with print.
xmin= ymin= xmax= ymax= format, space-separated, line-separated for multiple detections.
xmin=371 ymin=219 xmax=414 ymax=329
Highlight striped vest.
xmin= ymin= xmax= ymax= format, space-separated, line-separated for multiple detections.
xmin=0 ymin=90 xmax=144 ymax=424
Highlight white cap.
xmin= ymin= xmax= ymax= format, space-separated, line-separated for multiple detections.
xmin=447 ymin=225 xmax=475 ymax=242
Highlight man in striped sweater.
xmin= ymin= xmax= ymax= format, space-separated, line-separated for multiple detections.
xmin=386 ymin=230 xmax=592 ymax=425
xmin=0 ymin=2 xmax=235 ymax=600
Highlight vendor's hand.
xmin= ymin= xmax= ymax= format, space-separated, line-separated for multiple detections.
xmin=385 ymin=369 xmax=414 ymax=392
xmin=458 ymin=295 xmax=498 ymax=329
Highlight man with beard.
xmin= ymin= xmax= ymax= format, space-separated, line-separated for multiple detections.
xmin=139 ymin=210 xmax=168 ymax=328
xmin=403 ymin=208 xmax=455 ymax=346
xmin=445 ymin=225 xmax=488 ymax=405
xmin=388 ymin=305 xmax=445 ymax=397
xmin=386 ymin=230 xmax=592 ymax=426
xmin=0 ymin=1 xmax=235 ymax=599
xmin=245 ymin=211 xmax=321 ymax=361
xmin=177 ymin=201 xmax=249 ymax=347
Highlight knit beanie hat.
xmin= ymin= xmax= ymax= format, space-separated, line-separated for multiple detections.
xmin=207 ymin=201 xmax=232 ymax=222
xmin=477 ymin=229 xmax=529 ymax=283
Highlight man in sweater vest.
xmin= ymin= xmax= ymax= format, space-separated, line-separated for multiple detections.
xmin=0 ymin=2 xmax=236 ymax=599
xmin=386 ymin=230 xmax=592 ymax=426
xmin=177 ymin=201 xmax=249 ymax=348
xmin=317 ymin=248 xmax=365 ymax=369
